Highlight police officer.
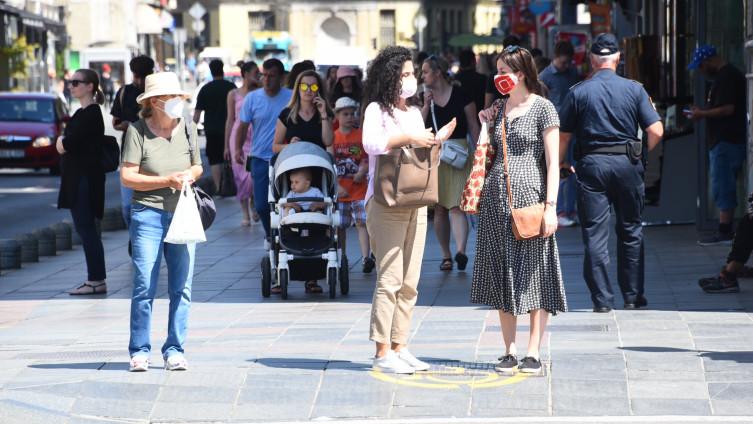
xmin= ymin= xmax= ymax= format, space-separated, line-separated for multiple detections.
xmin=559 ymin=33 xmax=664 ymax=313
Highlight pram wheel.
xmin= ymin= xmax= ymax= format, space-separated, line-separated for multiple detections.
xmin=328 ymin=268 xmax=337 ymax=299
xmin=339 ymin=256 xmax=349 ymax=295
xmin=261 ymin=257 xmax=272 ymax=298
xmin=279 ymin=269 xmax=289 ymax=300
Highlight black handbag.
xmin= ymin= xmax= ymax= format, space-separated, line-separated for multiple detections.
xmin=101 ymin=135 xmax=120 ymax=172
xmin=183 ymin=123 xmax=216 ymax=230
xmin=218 ymin=161 xmax=237 ymax=197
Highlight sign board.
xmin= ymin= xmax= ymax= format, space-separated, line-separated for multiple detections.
xmin=188 ymin=2 xmax=206 ymax=20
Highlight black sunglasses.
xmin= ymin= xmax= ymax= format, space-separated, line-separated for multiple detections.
xmin=69 ymin=79 xmax=89 ymax=87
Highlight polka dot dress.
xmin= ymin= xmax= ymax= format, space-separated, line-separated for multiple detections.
xmin=470 ymin=95 xmax=567 ymax=316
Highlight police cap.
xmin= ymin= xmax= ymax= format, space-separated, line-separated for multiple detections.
xmin=591 ymin=33 xmax=619 ymax=56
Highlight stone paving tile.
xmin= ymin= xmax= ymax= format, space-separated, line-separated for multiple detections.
xmin=630 ymin=398 xmax=713 ymax=415
xmin=628 ymin=380 xmax=709 ymax=399
xmin=150 ymin=401 xmax=233 ymax=421
xmin=0 ymin=399 xmax=70 ymax=424
xmin=70 ymin=397 xmax=153 ymax=420
xmin=552 ymin=394 xmax=630 ymax=415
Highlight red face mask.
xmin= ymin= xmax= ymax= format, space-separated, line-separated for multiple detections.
xmin=494 ymin=73 xmax=519 ymax=95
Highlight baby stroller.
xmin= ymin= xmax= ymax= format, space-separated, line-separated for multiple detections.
xmin=260 ymin=142 xmax=349 ymax=299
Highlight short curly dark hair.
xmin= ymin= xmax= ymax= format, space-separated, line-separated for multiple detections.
xmin=364 ymin=46 xmax=413 ymax=116
xmin=129 ymin=55 xmax=154 ymax=78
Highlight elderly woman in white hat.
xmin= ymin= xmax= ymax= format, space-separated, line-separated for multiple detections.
xmin=120 ymin=72 xmax=202 ymax=372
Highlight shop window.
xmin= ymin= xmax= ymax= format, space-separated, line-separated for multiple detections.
xmin=380 ymin=10 xmax=396 ymax=48
xmin=249 ymin=11 xmax=275 ymax=32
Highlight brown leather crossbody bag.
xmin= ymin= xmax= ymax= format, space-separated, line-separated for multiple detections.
xmin=499 ymin=111 xmax=545 ymax=240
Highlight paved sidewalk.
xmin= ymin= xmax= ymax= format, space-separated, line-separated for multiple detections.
xmin=0 ymin=197 xmax=752 ymax=423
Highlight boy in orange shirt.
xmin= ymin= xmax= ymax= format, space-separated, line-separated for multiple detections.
xmin=333 ymin=97 xmax=374 ymax=273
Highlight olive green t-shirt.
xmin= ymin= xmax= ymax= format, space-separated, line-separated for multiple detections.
xmin=122 ymin=118 xmax=202 ymax=212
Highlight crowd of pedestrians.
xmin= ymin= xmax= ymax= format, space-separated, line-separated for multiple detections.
xmin=52 ymin=32 xmax=753 ymax=376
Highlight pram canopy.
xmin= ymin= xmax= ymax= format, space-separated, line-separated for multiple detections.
xmin=273 ymin=142 xmax=336 ymax=200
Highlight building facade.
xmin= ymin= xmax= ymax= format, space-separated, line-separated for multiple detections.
xmin=174 ymin=0 xmax=502 ymax=67
xmin=0 ymin=0 xmax=67 ymax=91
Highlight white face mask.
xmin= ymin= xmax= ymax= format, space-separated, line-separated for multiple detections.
xmin=400 ymin=77 xmax=418 ymax=99
xmin=158 ymin=97 xmax=185 ymax=119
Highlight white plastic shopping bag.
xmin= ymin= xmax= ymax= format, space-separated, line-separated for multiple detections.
xmin=165 ymin=182 xmax=207 ymax=244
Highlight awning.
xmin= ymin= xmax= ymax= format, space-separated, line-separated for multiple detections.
xmin=448 ymin=34 xmax=506 ymax=47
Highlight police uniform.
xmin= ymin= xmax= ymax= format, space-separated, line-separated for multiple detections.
xmin=559 ymin=33 xmax=661 ymax=311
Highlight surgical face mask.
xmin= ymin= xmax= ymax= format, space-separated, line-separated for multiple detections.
xmin=400 ymin=76 xmax=418 ymax=98
xmin=158 ymin=97 xmax=185 ymax=119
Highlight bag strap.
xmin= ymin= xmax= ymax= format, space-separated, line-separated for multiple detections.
xmin=498 ymin=100 xmax=516 ymax=209
xmin=400 ymin=146 xmax=440 ymax=170
xmin=119 ymin=85 xmax=126 ymax=110
xmin=430 ymin=99 xmax=438 ymax=132
xmin=135 ymin=119 xmax=197 ymax=167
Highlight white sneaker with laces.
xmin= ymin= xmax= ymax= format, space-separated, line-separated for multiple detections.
xmin=396 ymin=349 xmax=431 ymax=371
xmin=164 ymin=354 xmax=188 ymax=371
xmin=372 ymin=351 xmax=415 ymax=374
xmin=129 ymin=355 xmax=149 ymax=372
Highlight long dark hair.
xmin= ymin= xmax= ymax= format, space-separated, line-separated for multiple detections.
xmin=495 ymin=46 xmax=544 ymax=96
xmin=330 ymin=75 xmax=362 ymax=107
xmin=363 ymin=46 xmax=413 ymax=116
xmin=75 ymin=68 xmax=105 ymax=105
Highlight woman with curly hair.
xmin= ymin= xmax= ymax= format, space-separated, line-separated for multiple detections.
xmin=363 ymin=46 xmax=456 ymax=374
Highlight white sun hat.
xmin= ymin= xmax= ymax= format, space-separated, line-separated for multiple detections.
xmin=136 ymin=72 xmax=189 ymax=104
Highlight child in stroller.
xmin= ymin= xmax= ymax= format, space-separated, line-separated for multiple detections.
xmin=282 ymin=168 xmax=325 ymax=217
xmin=261 ymin=142 xmax=349 ymax=299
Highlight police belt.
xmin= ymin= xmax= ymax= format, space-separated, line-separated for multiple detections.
xmin=582 ymin=144 xmax=631 ymax=156
xmin=581 ymin=141 xmax=642 ymax=164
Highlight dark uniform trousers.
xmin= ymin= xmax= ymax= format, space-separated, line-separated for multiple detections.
xmin=576 ymin=154 xmax=644 ymax=307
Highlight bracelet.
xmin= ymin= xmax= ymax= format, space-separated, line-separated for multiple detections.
xmin=545 ymin=200 xmax=556 ymax=208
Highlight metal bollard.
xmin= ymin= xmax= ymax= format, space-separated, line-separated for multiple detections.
xmin=52 ymin=222 xmax=73 ymax=251
xmin=0 ymin=239 xmax=21 ymax=270
xmin=33 ymin=228 xmax=57 ymax=257
xmin=16 ymin=233 xmax=39 ymax=263
xmin=101 ymin=207 xmax=125 ymax=231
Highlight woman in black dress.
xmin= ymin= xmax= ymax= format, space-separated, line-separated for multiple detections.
xmin=56 ymin=69 xmax=107 ymax=295
xmin=420 ymin=56 xmax=480 ymax=272
xmin=472 ymin=46 xmax=566 ymax=374
xmin=272 ymin=70 xmax=334 ymax=154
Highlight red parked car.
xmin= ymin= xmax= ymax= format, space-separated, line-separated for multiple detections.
xmin=0 ymin=93 xmax=69 ymax=174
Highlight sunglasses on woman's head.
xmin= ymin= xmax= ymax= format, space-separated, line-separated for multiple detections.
xmin=299 ymin=83 xmax=319 ymax=93
xmin=69 ymin=80 xmax=88 ymax=87
xmin=504 ymin=45 xmax=521 ymax=53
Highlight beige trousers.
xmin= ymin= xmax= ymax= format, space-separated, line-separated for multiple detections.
xmin=366 ymin=200 xmax=427 ymax=345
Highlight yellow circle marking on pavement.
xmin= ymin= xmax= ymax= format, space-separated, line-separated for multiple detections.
xmin=368 ymin=366 xmax=529 ymax=390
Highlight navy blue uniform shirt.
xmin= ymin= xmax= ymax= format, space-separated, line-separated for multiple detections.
xmin=559 ymin=69 xmax=660 ymax=148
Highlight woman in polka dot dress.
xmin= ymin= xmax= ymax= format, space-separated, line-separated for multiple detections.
xmin=471 ymin=46 xmax=567 ymax=375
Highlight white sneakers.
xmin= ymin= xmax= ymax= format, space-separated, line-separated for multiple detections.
xmin=396 ymin=349 xmax=431 ymax=371
xmin=372 ymin=349 xmax=430 ymax=374
xmin=164 ymin=354 xmax=188 ymax=371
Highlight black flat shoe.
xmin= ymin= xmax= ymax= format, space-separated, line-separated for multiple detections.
xmin=593 ymin=306 xmax=612 ymax=313
xmin=624 ymin=297 xmax=648 ymax=309
xmin=454 ymin=252 xmax=468 ymax=271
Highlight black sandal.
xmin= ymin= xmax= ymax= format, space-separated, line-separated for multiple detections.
xmin=305 ymin=280 xmax=323 ymax=294
xmin=439 ymin=258 xmax=453 ymax=272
